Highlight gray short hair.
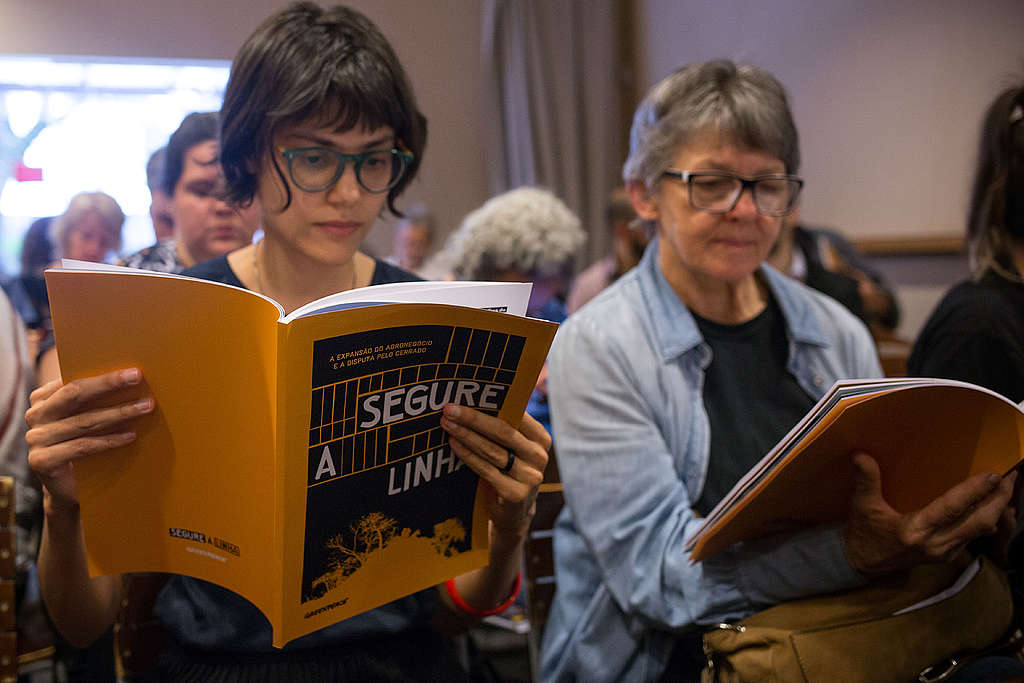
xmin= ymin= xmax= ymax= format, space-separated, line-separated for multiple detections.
xmin=445 ymin=186 xmax=584 ymax=280
xmin=622 ymin=60 xmax=800 ymax=188
xmin=51 ymin=191 xmax=125 ymax=257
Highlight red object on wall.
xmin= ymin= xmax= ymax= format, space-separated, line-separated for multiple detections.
xmin=13 ymin=160 xmax=43 ymax=182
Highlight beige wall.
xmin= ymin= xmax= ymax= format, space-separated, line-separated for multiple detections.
xmin=635 ymin=0 xmax=1024 ymax=339
xmin=636 ymin=0 xmax=1024 ymax=241
xmin=0 ymin=0 xmax=489 ymax=258
xmin=4 ymin=0 xmax=1023 ymax=336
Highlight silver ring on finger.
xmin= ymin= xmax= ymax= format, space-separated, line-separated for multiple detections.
xmin=499 ymin=449 xmax=515 ymax=474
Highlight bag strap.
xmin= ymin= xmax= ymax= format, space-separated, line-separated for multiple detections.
xmin=701 ymin=624 xmax=744 ymax=683
xmin=917 ymin=626 xmax=1024 ymax=683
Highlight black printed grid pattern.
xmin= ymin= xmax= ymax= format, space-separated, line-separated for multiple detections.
xmin=307 ymin=328 xmax=525 ymax=483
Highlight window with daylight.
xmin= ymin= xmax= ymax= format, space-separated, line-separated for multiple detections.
xmin=0 ymin=55 xmax=231 ymax=274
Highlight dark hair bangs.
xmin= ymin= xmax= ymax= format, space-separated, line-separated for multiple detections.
xmin=272 ymin=60 xmax=410 ymax=141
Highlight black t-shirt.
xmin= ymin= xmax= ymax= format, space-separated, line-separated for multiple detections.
xmin=182 ymin=254 xmax=421 ymax=289
xmin=691 ymin=295 xmax=816 ymax=517
xmin=908 ymin=270 xmax=1024 ymax=404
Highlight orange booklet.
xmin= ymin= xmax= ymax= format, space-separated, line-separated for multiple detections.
xmin=45 ymin=262 xmax=557 ymax=647
xmin=685 ymin=378 xmax=1024 ymax=563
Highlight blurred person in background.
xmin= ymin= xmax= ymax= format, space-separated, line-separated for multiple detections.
xmin=18 ymin=218 xmax=56 ymax=281
xmin=908 ymin=80 xmax=1024 ymax=668
xmin=2 ymin=216 xmax=55 ymax=359
xmin=386 ymin=203 xmax=435 ymax=277
xmin=50 ymin=191 xmax=124 ymax=264
xmin=444 ymin=186 xmax=584 ymax=321
xmin=121 ymin=112 xmax=259 ymax=273
xmin=909 ymin=83 xmax=1024 ymax=404
xmin=146 ymin=147 xmax=174 ymax=242
xmin=768 ymin=204 xmax=900 ymax=337
xmin=442 ymin=186 xmax=585 ymax=438
xmin=566 ymin=186 xmax=649 ymax=314
xmin=0 ymin=287 xmax=40 ymax=591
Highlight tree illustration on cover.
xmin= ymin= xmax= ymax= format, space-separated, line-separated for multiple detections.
xmin=307 ymin=513 xmax=468 ymax=600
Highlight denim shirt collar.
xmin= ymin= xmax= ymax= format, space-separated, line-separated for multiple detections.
xmin=635 ymin=239 xmax=830 ymax=364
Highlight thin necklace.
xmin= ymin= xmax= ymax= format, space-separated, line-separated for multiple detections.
xmin=251 ymin=240 xmax=358 ymax=297
xmin=252 ymin=240 xmax=265 ymax=294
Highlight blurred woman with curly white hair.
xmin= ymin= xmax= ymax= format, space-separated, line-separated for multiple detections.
xmin=440 ymin=186 xmax=585 ymax=440
xmin=443 ymin=186 xmax=585 ymax=319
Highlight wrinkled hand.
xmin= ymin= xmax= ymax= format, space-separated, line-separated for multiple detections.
xmin=440 ymin=405 xmax=550 ymax=536
xmin=26 ymin=368 xmax=154 ymax=512
xmin=843 ymin=452 xmax=1016 ymax=575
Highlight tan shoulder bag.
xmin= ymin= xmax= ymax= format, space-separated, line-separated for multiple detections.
xmin=702 ymin=557 xmax=1014 ymax=683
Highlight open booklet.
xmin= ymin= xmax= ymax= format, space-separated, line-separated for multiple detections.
xmin=685 ymin=377 xmax=1024 ymax=563
xmin=45 ymin=260 xmax=558 ymax=647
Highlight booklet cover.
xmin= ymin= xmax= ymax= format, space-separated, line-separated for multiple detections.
xmin=46 ymin=262 xmax=558 ymax=647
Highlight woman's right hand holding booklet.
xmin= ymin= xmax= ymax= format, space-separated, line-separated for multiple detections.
xmin=24 ymin=362 xmax=154 ymax=646
xmin=26 ymin=366 xmax=155 ymax=512
xmin=842 ymin=451 xmax=1017 ymax=575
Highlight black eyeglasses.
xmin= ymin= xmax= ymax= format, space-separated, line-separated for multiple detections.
xmin=278 ymin=147 xmax=414 ymax=194
xmin=662 ymin=170 xmax=803 ymax=216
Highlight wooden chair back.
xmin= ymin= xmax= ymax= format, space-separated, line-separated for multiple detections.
xmin=0 ymin=477 xmax=17 ymax=683
xmin=523 ymin=449 xmax=564 ymax=678
xmin=0 ymin=476 xmax=56 ymax=681
xmin=873 ymin=328 xmax=913 ymax=377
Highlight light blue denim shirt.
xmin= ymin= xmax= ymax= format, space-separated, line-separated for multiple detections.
xmin=540 ymin=241 xmax=883 ymax=682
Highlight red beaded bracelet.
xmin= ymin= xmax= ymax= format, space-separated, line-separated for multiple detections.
xmin=445 ymin=572 xmax=522 ymax=617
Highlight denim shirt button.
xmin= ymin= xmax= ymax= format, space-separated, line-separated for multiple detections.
xmin=813 ymin=375 xmax=824 ymax=387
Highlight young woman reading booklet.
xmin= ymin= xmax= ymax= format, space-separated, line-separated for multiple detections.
xmin=26 ymin=3 xmax=549 ymax=679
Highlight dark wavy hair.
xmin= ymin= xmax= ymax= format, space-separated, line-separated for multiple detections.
xmin=219 ymin=2 xmax=428 ymax=216
xmin=967 ymin=84 xmax=1024 ymax=277
xmin=162 ymin=112 xmax=219 ymax=196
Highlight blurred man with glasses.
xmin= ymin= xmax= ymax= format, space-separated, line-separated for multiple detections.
xmin=122 ymin=112 xmax=259 ymax=273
